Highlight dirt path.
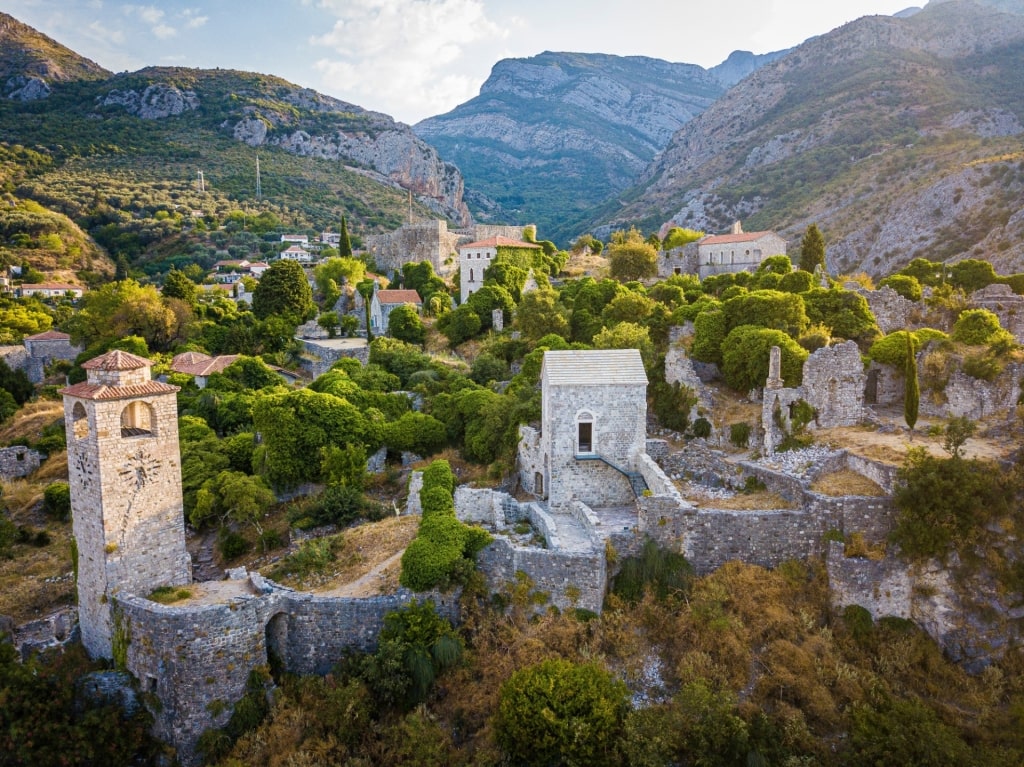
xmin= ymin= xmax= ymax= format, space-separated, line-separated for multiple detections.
xmin=317 ymin=549 xmax=405 ymax=598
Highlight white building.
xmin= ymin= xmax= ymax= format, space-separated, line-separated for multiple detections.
xmin=279 ymin=245 xmax=313 ymax=263
xmin=458 ymin=236 xmax=540 ymax=303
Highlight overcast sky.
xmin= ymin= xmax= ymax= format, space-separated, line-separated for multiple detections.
xmin=6 ymin=0 xmax=920 ymax=124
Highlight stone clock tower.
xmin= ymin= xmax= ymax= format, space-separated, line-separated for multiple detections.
xmin=61 ymin=350 xmax=192 ymax=659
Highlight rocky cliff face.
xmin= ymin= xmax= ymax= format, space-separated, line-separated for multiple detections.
xmin=608 ymin=0 xmax=1024 ymax=278
xmin=415 ymin=51 xmax=744 ymax=242
xmin=95 ymin=71 xmax=472 ymax=227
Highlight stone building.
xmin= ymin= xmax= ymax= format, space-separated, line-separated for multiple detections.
xmin=459 ymin=236 xmax=540 ymax=304
xmin=60 ymin=350 xmax=192 ymax=659
xmin=521 ymin=349 xmax=649 ymax=511
xmin=365 ymin=220 xmax=463 ymax=277
xmin=22 ymin=329 xmax=80 ymax=383
xmin=660 ymin=222 xmax=787 ymax=280
xmin=369 ymin=287 xmax=422 ymax=333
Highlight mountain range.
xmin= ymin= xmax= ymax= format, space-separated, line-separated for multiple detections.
xmin=3 ymin=2 xmax=1024 ymax=280
xmin=413 ymin=49 xmax=787 ymax=243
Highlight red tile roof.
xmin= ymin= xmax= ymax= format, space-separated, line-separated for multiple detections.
xmin=699 ymin=231 xmax=778 ymax=246
xmin=170 ymin=354 xmax=240 ymax=377
xmin=24 ymin=330 xmax=70 ymax=341
xmin=60 ymin=380 xmax=179 ymax=400
xmin=376 ymin=289 xmax=422 ymax=305
xmin=81 ymin=350 xmax=153 ymax=370
xmin=459 ymin=236 xmax=540 ymax=250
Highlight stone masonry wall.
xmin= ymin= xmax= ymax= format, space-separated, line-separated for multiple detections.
xmin=0 ymin=446 xmax=41 ymax=479
xmin=800 ymin=341 xmax=866 ymax=428
xmin=969 ymin=284 xmax=1024 ymax=343
xmin=120 ymin=581 xmax=458 ymax=766
xmin=298 ymin=338 xmax=369 ymax=378
xmin=364 ymin=220 xmax=461 ymax=277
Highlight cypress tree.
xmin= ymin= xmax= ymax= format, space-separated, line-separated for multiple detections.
xmin=339 ymin=216 xmax=353 ymax=258
xmin=798 ymin=224 xmax=826 ymax=273
xmin=904 ymin=332 xmax=919 ymax=430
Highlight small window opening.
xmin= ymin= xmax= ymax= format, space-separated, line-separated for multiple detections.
xmin=121 ymin=402 xmax=154 ymax=438
xmin=578 ymin=421 xmax=593 ymax=453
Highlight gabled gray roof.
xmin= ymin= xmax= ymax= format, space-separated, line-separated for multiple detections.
xmin=541 ymin=349 xmax=647 ymax=386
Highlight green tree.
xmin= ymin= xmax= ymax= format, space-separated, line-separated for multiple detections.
xmin=608 ymin=227 xmax=658 ymax=282
xmin=662 ymin=227 xmax=704 ymax=251
xmin=0 ymin=359 xmax=33 ymax=405
xmin=952 ymin=308 xmax=1011 ymax=346
xmin=252 ymin=260 xmax=314 ymax=323
xmin=802 ymin=287 xmax=880 ymax=346
xmin=0 ymin=389 xmax=18 ymax=424
xmin=338 ymin=215 xmax=353 ymax=258
xmin=162 ymin=268 xmax=197 ymax=307
xmin=495 ymin=658 xmax=629 ymax=767
xmin=314 ymin=257 xmax=365 ymax=296
xmin=904 ymin=331 xmax=919 ymax=430
xmin=721 ymin=325 xmax=808 ymax=392
xmin=593 ymin=322 xmax=654 ymax=369
xmin=942 ymin=416 xmax=976 ymax=459
xmin=723 ymin=289 xmax=809 ymax=337
xmin=878 ymin=274 xmax=923 ymax=301
xmin=43 ymin=482 xmax=72 ymax=521
xmin=387 ymin=304 xmax=426 ymax=346
xmin=798 ymin=223 xmax=826 ymax=273
xmin=318 ymin=310 xmax=340 ymax=338
xmin=438 ymin=304 xmax=481 ymax=346
xmin=516 ymin=288 xmax=569 ymax=342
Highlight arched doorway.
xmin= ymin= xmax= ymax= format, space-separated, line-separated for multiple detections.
xmin=265 ymin=613 xmax=288 ymax=683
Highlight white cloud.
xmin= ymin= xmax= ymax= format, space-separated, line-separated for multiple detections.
xmin=310 ymin=0 xmax=505 ymax=122
xmin=182 ymin=8 xmax=208 ymax=29
xmin=152 ymin=22 xmax=176 ymax=38
xmin=122 ymin=4 xmax=178 ymax=38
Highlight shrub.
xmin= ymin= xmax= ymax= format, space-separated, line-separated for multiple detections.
xmin=495 ymin=658 xmax=629 ymax=767
xmin=217 ymin=530 xmax=250 ymax=560
xmin=691 ymin=417 xmax=712 ymax=439
xmin=650 ymin=380 xmax=696 ymax=432
xmin=43 ymin=482 xmax=71 ymax=521
xmin=878 ymin=274 xmax=923 ymax=301
xmin=729 ymin=422 xmax=751 ymax=448
xmin=951 ymin=308 xmax=1006 ymax=345
xmin=721 ymin=325 xmax=808 ymax=392
xmin=612 ymin=538 xmax=694 ymax=603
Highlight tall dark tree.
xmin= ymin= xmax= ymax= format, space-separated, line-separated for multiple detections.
xmin=252 ymin=259 xmax=314 ymax=322
xmin=904 ymin=332 xmax=919 ymax=430
xmin=357 ymin=278 xmax=375 ymax=342
xmin=798 ymin=224 xmax=826 ymax=273
xmin=115 ymin=254 xmax=129 ymax=281
xmin=339 ymin=216 xmax=353 ymax=259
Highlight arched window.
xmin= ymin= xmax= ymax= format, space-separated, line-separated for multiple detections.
xmin=72 ymin=402 xmax=89 ymax=441
xmin=469 ymin=267 xmax=474 ymax=282
xmin=576 ymin=411 xmax=595 ymax=455
xmin=121 ymin=401 xmax=155 ymax=438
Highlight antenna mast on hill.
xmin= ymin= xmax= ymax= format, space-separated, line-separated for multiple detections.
xmin=255 ymin=154 xmax=262 ymax=201
xmin=197 ymin=170 xmax=205 ymax=193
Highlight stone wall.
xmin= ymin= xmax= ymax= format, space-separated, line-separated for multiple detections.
xmin=0 ymin=446 xmax=41 ymax=479
xmin=516 ymin=425 xmax=544 ymax=498
xmin=364 ymin=220 xmax=461 ymax=277
xmin=23 ymin=337 xmax=81 ymax=383
xmin=800 ymin=341 xmax=866 ymax=428
xmin=474 ymin=538 xmax=607 ymax=613
xmin=857 ymin=285 xmax=920 ymax=334
xmin=664 ymin=344 xmax=713 ymax=410
xmin=297 ymin=338 xmax=369 ymax=378
xmin=119 ymin=580 xmax=458 ymax=766
xmin=920 ymin=362 xmax=1024 ymax=421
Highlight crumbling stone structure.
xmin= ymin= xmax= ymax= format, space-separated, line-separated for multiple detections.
xmin=969 ymin=283 xmax=1024 ymax=343
xmin=23 ymin=330 xmax=81 ymax=383
xmin=762 ymin=341 xmax=866 ymax=454
xmin=0 ymin=445 xmax=42 ymax=479
xmin=364 ymin=220 xmax=462 ymax=277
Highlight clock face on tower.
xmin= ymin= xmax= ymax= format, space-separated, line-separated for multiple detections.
xmin=118 ymin=447 xmax=163 ymax=491
xmin=73 ymin=450 xmax=92 ymax=489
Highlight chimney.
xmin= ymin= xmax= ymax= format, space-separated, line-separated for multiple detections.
xmin=731 ymin=221 xmax=743 ymax=235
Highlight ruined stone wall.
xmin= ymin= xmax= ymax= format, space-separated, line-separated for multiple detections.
xmin=0 ymin=345 xmax=28 ymax=374
xmin=364 ymin=220 xmax=461 ymax=277
xmin=475 ymin=538 xmax=607 ymax=612
xmin=24 ymin=338 xmax=80 ymax=383
xmin=664 ymin=345 xmax=712 ymax=409
xmin=0 ymin=446 xmax=41 ymax=479
xmin=516 ymin=424 xmax=544 ymax=498
xmin=866 ymin=362 xmax=903 ymax=406
xmin=858 ymin=285 xmax=920 ymax=334
xmin=801 ymin=341 xmax=866 ymax=428
xmin=969 ymin=284 xmax=1024 ymax=343
xmin=119 ymin=582 xmax=459 ymax=766
xmin=658 ymin=246 xmax=699 ymax=278
xmin=297 ymin=339 xmax=369 ymax=378
xmin=920 ymin=362 xmax=1024 ymax=421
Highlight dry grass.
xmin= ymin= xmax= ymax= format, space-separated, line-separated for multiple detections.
xmin=271 ymin=514 xmax=419 ymax=594
xmin=2 ymin=479 xmax=44 ymax=516
xmin=811 ymin=470 xmax=885 ymax=497
xmin=682 ymin=488 xmax=798 ymax=510
xmin=0 ymin=400 xmax=63 ymax=445
xmin=0 ymin=523 xmax=74 ymax=623
xmin=33 ymin=450 xmax=69 ymax=483
xmin=561 ymin=250 xmax=608 ymax=278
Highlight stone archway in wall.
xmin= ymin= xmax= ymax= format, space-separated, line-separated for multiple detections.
xmin=265 ymin=612 xmax=288 ymax=683
xmin=864 ymin=368 xmax=879 ymax=405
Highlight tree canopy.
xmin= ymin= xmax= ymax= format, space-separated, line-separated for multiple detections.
xmin=252 ymin=260 xmax=314 ymax=323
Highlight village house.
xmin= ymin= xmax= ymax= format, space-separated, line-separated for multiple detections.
xmin=280 ymin=234 xmax=309 ymax=245
xmin=16 ymin=282 xmax=85 ymax=299
xmin=660 ymin=222 xmax=787 ymax=279
xmin=370 ymin=287 xmax=422 ymax=333
xmin=458 ymin=235 xmax=540 ymax=303
xmin=279 ymin=244 xmax=313 ymax=263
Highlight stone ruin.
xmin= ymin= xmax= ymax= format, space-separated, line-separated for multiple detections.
xmin=761 ymin=341 xmax=865 ymax=455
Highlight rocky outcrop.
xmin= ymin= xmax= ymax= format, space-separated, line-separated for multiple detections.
xmin=5 ymin=75 xmax=49 ymax=101
xmin=99 ymin=83 xmax=199 ymax=119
